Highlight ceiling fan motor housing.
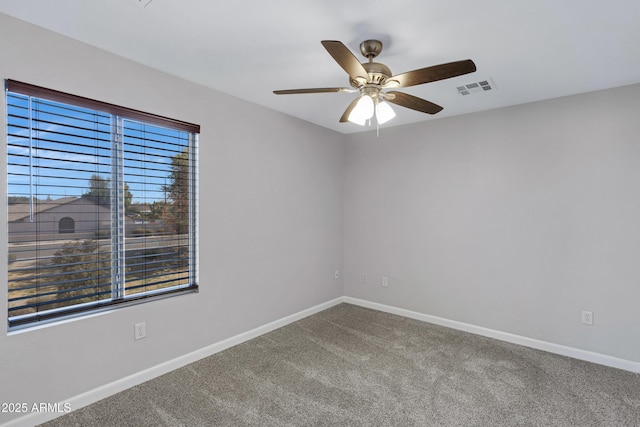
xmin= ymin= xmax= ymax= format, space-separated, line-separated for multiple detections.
xmin=363 ymin=62 xmax=392 ymax=84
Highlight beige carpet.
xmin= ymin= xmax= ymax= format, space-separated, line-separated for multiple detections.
xmin=42 ymin=303 xmax=640 ymax=426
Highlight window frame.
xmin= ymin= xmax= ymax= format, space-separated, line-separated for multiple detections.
xmin=6 ymin=80 xmax=200 ymax=330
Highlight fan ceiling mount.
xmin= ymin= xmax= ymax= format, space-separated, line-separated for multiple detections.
xmin=274 ymin=39 xmax=477 ymax=126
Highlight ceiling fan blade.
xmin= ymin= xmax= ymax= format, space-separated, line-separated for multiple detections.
xmin=321 ymin=40 xmax=369 ymax=82
xmin=385 ymin=91 xmax=443 ymax=115
xmin=390 ymin=59 xmax=476 ymax=88
xmin=274 ymin=87 xmax=354 ymax=95
xmin=339 ymin=97 xmax=361 ymax=122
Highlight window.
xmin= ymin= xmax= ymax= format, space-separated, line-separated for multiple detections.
xmin=58 ymin=217 xmax=75 ymax=234
xmin=6 ymin=80 xmax=199 ymax=329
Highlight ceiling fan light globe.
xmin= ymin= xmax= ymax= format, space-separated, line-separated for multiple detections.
xmin=348 ymin=95 xmax=374 ymax=125
xmin=348 ymin=116 xmax=367 ymax=126
xmin=376 ymin=101 xmax=396 ymax=124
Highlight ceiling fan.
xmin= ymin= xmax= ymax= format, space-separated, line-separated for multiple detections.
xmin=274 ymin=40 xmax=476 ymax=126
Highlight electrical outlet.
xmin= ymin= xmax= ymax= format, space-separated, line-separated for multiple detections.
xmin=382 ymin=276 xmax=388 ymax=287
xmin=334 ymin=270 xmax=340 ymax=280
xmin=362 ymin=273 xmax=367 ymax=284
xmin=134 ymin=322 xmax=146 ymax=340
xmin=581 ymin=311 xmax=593 ymax=326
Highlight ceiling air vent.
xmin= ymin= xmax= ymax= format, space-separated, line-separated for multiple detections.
xmin=457 ymin=79 xmax=495 ymax=96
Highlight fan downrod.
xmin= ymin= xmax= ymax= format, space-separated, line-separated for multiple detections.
xmin=357 ymin=40 xmax=392 ymax=85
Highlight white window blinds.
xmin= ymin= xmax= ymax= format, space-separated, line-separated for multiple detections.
xmin=6 ymin=80 xmax=199 ymax=328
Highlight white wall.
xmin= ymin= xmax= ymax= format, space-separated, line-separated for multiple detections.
xmin=0 ymin=14 xmax=344 ymax=424
xmin=344 ymin=84 xmax=640 ymax=362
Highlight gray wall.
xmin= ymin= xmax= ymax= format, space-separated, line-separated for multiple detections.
xmin=344 ymin=84 xmax=640 ymax=362
xmin=0 ymin=14 xmax=344 ymax=424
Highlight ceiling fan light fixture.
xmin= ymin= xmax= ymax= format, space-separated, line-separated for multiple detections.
xmin=375 ymin=100 xmax=396 ymax=124
xmin=348 ymin=95 xmax=374 ymax=125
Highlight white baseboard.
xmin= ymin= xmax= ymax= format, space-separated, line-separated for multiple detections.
xmin=343 ymin=297 xmax=640 ymax=374
xmin=3 ymin=297 xmax=344 ymax=427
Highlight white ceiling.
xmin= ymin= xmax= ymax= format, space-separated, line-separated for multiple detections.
xmin=1 ymin=0 xmax=640 ymax=134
